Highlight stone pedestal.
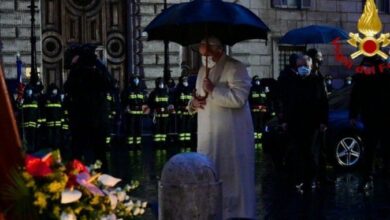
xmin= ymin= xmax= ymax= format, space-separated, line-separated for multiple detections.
xmin=159 ymin=152 xmax=222 ymax=220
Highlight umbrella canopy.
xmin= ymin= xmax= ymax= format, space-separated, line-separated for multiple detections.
xmin=279 ymin=25 xmax=349 ymax=45
xmin=144 ymin=0 xmax=270 ymax=46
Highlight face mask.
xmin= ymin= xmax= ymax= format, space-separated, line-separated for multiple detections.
xmin=26 ymin=90 xmax=32 ymax=96
xmin=255 ymin=80 xmax=260 ymax=86
xmin=134 ymin=78 xmax=139 ymax=86
xmin=346 ymin=80 xmax=352 ymax=85
xmin=297 ymin=66 xmax=311 ymax=77
xmin=201 ymin=56 xmax=216 ymax=69
xmin=52 ymin=89 xmax=58 ymax=96
xmin=327 ymin=80 xmax=332 ymax=85
xmin=60 ymin=94 xmax=65 ymax=101
xmin=265 ymin=86 xmax=270 ymax=93
xmin=158 ymin=83 xmax=164 ymax=89
xmin=183 ymin=81 xmax=189 ymax=87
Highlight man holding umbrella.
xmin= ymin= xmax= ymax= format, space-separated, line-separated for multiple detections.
xmin=189 ymin=36 xmax=255 ymax=219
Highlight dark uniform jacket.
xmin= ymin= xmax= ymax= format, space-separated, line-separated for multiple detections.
xmin=279 ymin=72 xmax=329 ymax=131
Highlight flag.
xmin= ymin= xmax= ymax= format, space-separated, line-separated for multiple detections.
xmin=16 ymin=53 xmax=25 ymax=103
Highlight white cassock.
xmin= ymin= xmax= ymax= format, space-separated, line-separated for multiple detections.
xmin=191 ymin=54 xmax=256 ymax=219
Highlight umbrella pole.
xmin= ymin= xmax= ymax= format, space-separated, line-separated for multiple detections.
xmin=193 ymin=38 xmax=210 ymax=101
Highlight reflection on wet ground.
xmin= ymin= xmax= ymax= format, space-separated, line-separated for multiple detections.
xmin=112 ymin=147 xmax=390 ymax=220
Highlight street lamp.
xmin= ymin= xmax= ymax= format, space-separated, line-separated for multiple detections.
xmin=28 ymin=0 xmax=38 ymax=85
xmin=163 ymin=0 xmax=171 ymax=83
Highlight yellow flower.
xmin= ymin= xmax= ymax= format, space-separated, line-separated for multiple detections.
xmin=74 ymin=206 xmax=83 ymax=214
xmin=22 ymin=171 xmax=32 ymax=181
xmin=47 ymin=181 xmax=63 ymax=193
xmin=90 ymin=195 xmax=100 ymax=205
xmin=52 ymin=205 xmax=61 ymax=217
xmin=26 ymin=179 xmax=36 ymax=188
xmin=33 ymin=192 xmax=47 ymax=211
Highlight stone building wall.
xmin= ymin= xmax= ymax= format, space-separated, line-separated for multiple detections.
xmin=140 ymin=0 xmax=390 ymax=88
xmin=0 ymin=0 xmax=42 ymax=80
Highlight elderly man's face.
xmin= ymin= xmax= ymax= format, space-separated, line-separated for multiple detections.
xmin=199 ymin=43 xmax=222 ymax=60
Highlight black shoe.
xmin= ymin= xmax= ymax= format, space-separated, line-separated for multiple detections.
xmin=358 ymin=179 xmax=373 ymax=191
xmin=295 ymin=182 xmax=304 ymax=194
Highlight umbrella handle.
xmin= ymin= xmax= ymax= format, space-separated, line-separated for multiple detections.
xmin=192 ymin=67 xmax=210 ymax=101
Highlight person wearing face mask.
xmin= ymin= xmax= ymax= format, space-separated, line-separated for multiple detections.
xmin=166 ymin=77 xmax=177 ymax=147
xmin=188 ymin=36 xmax=255 ymax=219
xmin=105 ymin=79 xmax=121 ymax=147
xmin=41 ymin=83 xmax=64 ymax=150
xmin=325 ymin=74 xmax=333 ymax=94
xmin=280 ymin=55 xmax=329 ymax=192
xmin=174 ymin=75 xmax=193 ymax=151
xmin=121 ymin=75 xmax=148 ymax=148
xmin=19 ymin=85 xmax=40 ymax=152
xmin=345 ymin=75 xmax=353 ymax=86
xmin=307 ymin=48 xmax=329 ymax=94
xmin=248 ymin=75 xmax=268 ymax=149
xmin=148 ymin=77 xmax=171 ymax=148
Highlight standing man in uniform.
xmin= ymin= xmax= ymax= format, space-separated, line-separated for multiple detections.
xmin=174 ymin=75 xmax=193 ymax=151
xmin=122 ymin=75 xmax=148 ymax=148
xmin=41 ymin=83 xmax=63 ymax=149
xmin=249 ymin=75 xmax=268 ymax=149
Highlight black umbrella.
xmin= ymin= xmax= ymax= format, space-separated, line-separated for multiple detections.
xmin=144 ymin=0 xmax=270 ymax=46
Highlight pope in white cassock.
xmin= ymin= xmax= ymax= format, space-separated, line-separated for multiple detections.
xmin=189 ymin=36 xmax=256 ymax=219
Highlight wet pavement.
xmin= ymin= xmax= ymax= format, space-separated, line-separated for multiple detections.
xmin=111 ymin=146 xmax=390 ymax=220
xmin=104 ymin=119 xmax=390 ymax=219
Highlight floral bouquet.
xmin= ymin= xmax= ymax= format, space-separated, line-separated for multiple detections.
xmin=1 ymin=150 xmax=147 ymax=220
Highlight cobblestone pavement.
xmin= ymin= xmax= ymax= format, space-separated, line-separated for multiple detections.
xmin=110 ymin=147 xmax=390 ymax=220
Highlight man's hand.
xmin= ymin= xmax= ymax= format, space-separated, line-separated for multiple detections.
xmin=203 ymin=78 xmax=215 ymax=93
xmin=142 ymin=105 xmax=150 ymax=114
xmin=191 ymin=98 xmax=206 ymax=110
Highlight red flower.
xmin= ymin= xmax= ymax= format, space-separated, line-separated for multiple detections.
xmin=25 ymin=154 xmax=53 ymax=177
xmin=66 ymin=160 xmax=88 ymax=174
xmin=66 ymin=160 xmax=88 ymax=187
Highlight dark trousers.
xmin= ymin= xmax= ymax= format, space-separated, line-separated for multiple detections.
xmin=362 ymin=127 xmax=390 ymax=180
xmin=23 ymin=127 xmax=37 ymax=152
xmin=47 ymin=127 xmax=62 ymax=149
xmin=125 ymin=113 xmax=142 ymax=146
xmin=71 ymin=126 xmax=109 ymax=172
xmin=289 ymin=129 xmax=317 ymax=185
xmin=177 ymin=113 xmax=192 ymax=147
xmin=311 ymin=130 xmax=328 ymax=181
xmin=153 ymin=115 xmax=169 ymax=147
xmin=251 ymin=111 xmax=266 ymax=143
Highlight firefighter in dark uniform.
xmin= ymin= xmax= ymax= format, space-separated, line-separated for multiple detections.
xmin=174 ymin=75 xmax=193 ymax=150
xmin=325 ymin=74 xmax=333 ymax=94
xmin=105 ymin=80 xmax=120 ymax=147
xmin=19 ymin=85 xmax=40 ymax=152
xmin=249 ymin=75 xmax=268 ymax=149
xmin=148 ymin=77 xmax=171 ymax=148
xmin=122 ymin=75 xmax=148 ymax=147
xmin=166 ymin=77 xmax=177 ymax=144
xmin=61 ymin=92 xmax=71 ymax=159
xmin=41 ymin=83 xmax=63 ymax=149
